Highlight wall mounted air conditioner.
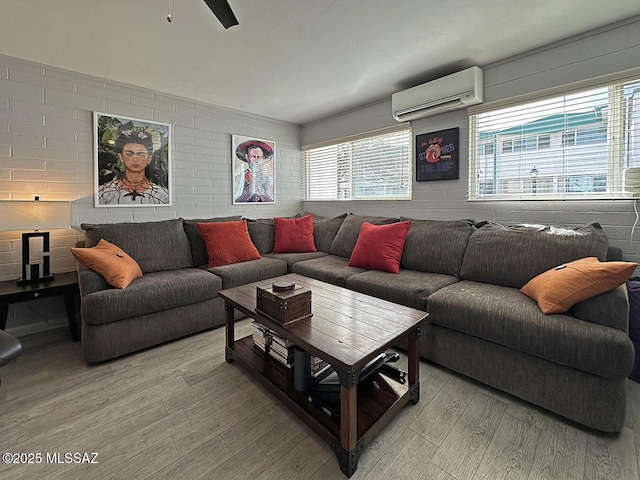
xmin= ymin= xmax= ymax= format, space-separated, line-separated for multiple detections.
xmin=624 ymin=167 xmax=640 ymax=198
xmin=392 ymin=66 xmax=483 ymax=122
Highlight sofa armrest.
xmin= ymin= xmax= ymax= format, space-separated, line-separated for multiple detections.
xmin=76 ymin=263 xmax=110 ymax=297
xmin=572 ymin=284 xmax=630 ymax=332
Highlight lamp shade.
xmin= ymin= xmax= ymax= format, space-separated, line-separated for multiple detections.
xmin=0 ymin=200 xmax=70 ymax=231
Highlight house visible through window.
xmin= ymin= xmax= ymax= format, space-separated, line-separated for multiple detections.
xmin=469 ymin=74 xmax=640 ymax=199
xmin=302 ymin=126 xmax=412 ymax=200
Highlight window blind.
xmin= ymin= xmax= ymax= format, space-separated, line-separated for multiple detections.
xmin=302 ymin=126 xmax=412 ymax=200
xmin=468 ymin=75 xmax=640 ymax=200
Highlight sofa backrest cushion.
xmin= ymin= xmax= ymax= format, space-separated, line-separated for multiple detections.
xmin=81 ymin=218 xmax=192 ymax=273
xmin=400 ymin=218 xmax=475 ymax=276
xmin=245 ymin=218 xmax=276 ymax=255
xmin=330 ymin=214 xmax=399 ymax=258
xmin=184 ymin=216 xmax=242 ymax=267
xmin=460 ymin=221 xmax=609 ymax=288
xmin=306 ymin=212 xmax=347 ymax=252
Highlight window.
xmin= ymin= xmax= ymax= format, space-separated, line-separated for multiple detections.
xmin=576 ymin=127 xmax=607 ymax=145
xmin=302 ymin=126 xmax=412 ymax=200
xmin=469 ymin=73 xmax=640 ymax=200
xmin=482 ymin=141 xmax=494 ymax=156
xmin=562 ymin=131 xmax=576 ymax=146
xmin=537 ymin=135 xmax=551 ymax=149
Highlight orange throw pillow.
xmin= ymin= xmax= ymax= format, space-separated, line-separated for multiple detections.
xmin=272 ymin=214 xmax=317 ymax=253
xmin=348 ymin=221 xmax=411 ymax=274
xmin=196 ymin=220 xmax=261 ymax=267
xmin=71 ymin=239 xmax=142 ymax=289
xmin=521 ymin=257 xmax=637 ymax=314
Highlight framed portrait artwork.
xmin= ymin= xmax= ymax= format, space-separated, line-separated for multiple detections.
xmin=415 ymin=127 xmax=459 ymax=181
xmin=94 ymin=112 xmax=171 ymax=207
xmin=232 ymin=135 xmax=276 ymax=204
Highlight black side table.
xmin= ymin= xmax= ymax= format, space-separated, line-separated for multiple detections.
xmin=0 ymin=271 xmax=80 ymax=342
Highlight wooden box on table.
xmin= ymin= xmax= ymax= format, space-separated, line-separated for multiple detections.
xmin=256 ymin=282 xmax=312 ymax=326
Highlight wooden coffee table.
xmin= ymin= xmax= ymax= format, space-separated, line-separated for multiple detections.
xmin=220 ymin=273 xmax=428 ymax=477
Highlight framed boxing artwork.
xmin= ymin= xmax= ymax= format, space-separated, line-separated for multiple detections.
xmin=94 ymin=112 xmax=171 ymax=206
xmin=415 ymin=127 xmax=459 ymax=181
xmin=232 ymin=135 xmax=276 ymax=204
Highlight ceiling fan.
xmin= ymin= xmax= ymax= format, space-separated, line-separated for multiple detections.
xmin=203 ymin=0 xmax=239 ymax=29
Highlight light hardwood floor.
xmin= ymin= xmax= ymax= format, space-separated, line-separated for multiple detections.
xmin=1 ymin=319 xmax=639 ymax=480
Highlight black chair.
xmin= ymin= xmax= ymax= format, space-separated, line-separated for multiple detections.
xmin=0 ymin=330 xmax=22 ymax=387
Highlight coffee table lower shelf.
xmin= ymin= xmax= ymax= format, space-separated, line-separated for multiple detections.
xmin=226 ymin=335 xmax=415 ymax=477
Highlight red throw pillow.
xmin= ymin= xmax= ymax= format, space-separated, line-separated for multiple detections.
xmin=272 ymin=214 xmax=317 ymax=253
xmin=348 ymin=221 xmax=411 ymax=273
xmin=196 ymin=220 xmax=261 ymax=267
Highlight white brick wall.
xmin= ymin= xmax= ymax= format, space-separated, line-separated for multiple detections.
xmin=0 ymin=54 xmax=301 ymax=334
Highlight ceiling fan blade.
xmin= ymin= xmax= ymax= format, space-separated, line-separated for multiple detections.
xmin=203 ymin=0 xmax=239 ymax=29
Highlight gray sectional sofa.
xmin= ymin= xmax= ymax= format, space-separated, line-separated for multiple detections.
xmin=76 ymin=213 xmax=635 ymax=432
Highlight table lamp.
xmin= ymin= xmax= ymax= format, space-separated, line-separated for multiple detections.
xmin=0 ymin=197 xmax=70 ymax=284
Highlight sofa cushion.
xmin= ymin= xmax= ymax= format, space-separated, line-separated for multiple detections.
xmin=272 ymin=214 xmax=317 ymax=253
xmin=81 ymin=268 xmax=222 ymax=326
xmin=330 ymin=214 xmax=399 ymax=258
xmin=81 ymin=219 xmax=193 ymax=273
xmin=521 ymin=257 xmax=637 ymax=314
xmin=306 ymin=212 xmax=347 ymax=252
xmin=207 ymin=257 xmax=288 ymax=289
xmin=197 ymin=220 xmax=261 ymax=267
xmin=400 ymin=218 xmax=474 ymax=276
xmin=71 ymin=239 xmax=142 ymax=289
xmin=265 ymin=252 xmax=329 ymax=272
xmin=292 ymin=255 xmax=366 ymax=287
xmin=244 ymin=218 xmax=274 ymax=254
xmin=346 ymin=269 xmax=458 ymax=310
xmin=184 ymin=215 xmax=242 ymax=267
xmin=426 ymin=280 xmax=634 ymax=379
xmin=348 ymin=221 xmax=411 ymax=274
xmin=460 ymin=222 xmax=609 ymax=289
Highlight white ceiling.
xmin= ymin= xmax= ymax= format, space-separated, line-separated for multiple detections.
xmin=2 ymin=1 xmax=639 ymax=125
